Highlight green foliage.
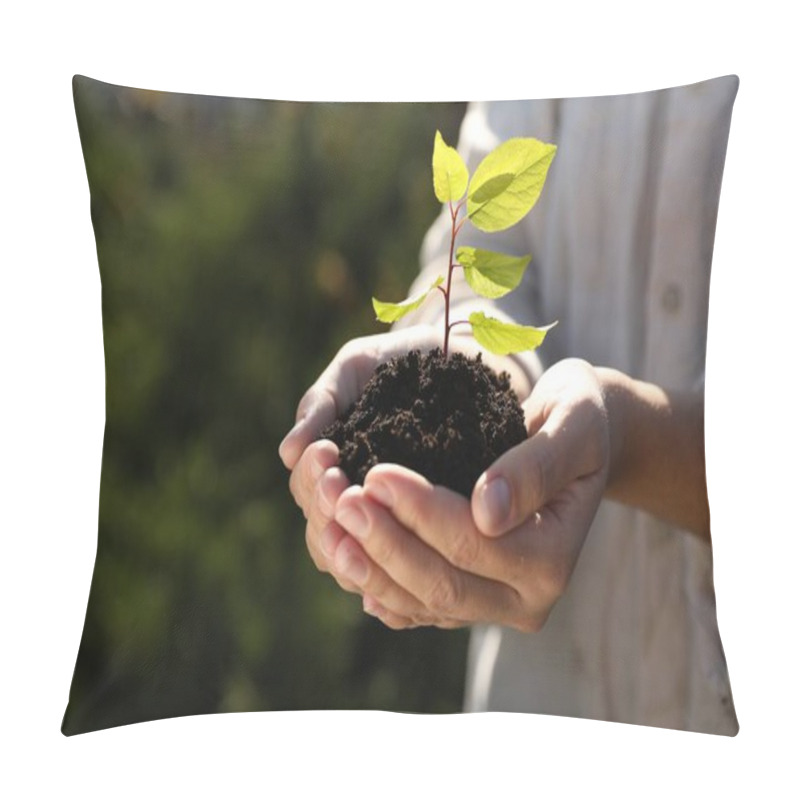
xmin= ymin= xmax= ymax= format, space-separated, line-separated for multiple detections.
xmin=432 ymin=130 xmax=469 ymax=204
xmin=469 ymin=312 xmax=556 ymax=355
xmin=457 ymin=246 xmax=530 ymax=299
xmin=373 ymin=276 xmax=444 ymax=323
xmin=373 ymin=131 xmax=557 ymax=357
xmin=64 ymin=77 xmax=469 ymax=734
xmin=467 ymin=137 xmax=557 ymax=232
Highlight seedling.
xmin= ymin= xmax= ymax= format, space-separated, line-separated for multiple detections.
xmin=373 ymin=131 xmax=557 ymax=358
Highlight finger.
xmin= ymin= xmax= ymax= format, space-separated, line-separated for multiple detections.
xmin=289 ymin=440 xmax=339 ymax=517
xmin=471 ymin=396 xmax=605 ymax=537
xmin=313 ymin=466 xmax=350 ymax=526
xmin=512 ymin=471 xmax=606 ymax=609
xmin=279 ymin=327 xmax=443 ymax=470
xmin=362 ymin=595 xmax=464 ymax=631
xmin=280 ymin=336 xmax=389 ymax=470
xmin=362 ymin=595 xmax=418 ymax=630
xmin=310 ymin=520 xmax=361 ymax=593
xmin=304 ymin=467 xmax=351 ymax=573
xmin=279 ymin=386 xmax=339 ymax=470
xmin=327 ymin=522 xmax=435 ymax=624
xmin=362 ymin=463 xmax=566 ymax=625
xmin=336 ymin=481 xmax=518 ymax=626
xmin=363 ymin=464 xmax=510 ymax=583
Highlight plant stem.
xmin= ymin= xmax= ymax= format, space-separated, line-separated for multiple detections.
xmin=443 ymin=200 xmax=462 ymax=359
xmin=448 ymin=320 xmax=471 ymax=332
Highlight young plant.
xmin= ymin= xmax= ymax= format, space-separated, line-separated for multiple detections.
xmin=373 ymin=131 xmax=557 ymax=358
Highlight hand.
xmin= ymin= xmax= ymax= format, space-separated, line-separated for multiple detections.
xmin=328 ymin=358 xmax=612 ymax=630
xmin=279 ymin=326 xmax=444 ymax=595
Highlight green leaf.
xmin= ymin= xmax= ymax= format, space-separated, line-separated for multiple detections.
xmin=456 ymin=246 xmax=531 ymax=299
xmin=468 ymin=311 xmax=556 ymax=355
xmin=467 ymin=138 xmax=556 ymax=232
xmin=432 ymin=130 xmax=469 ymax=204
xmin=372 ymin=276 xmax=444 ymax=323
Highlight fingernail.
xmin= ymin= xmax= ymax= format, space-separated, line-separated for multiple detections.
xmin=338 ymin=549 xmax=368 ymax=584
xmin=365 ymin=479 xmax=393 ymax=509
xmin=278 ymin=417 xmax=304 ymax=458
xmin=320 ymin=467 xmax=348 ymax=517
xmin=478 ymin=476 xmax=511 ymax=529
xmin=335 ymin=505 xmax=369 ymax=541
xmin=363 ymin=595 xmax=382 ymax=617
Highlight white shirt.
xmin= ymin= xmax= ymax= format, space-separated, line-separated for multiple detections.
xmin=400 ymin=76 xmax=739 ymax=734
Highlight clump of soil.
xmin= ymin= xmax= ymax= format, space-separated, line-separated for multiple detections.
xmin=320 ymin=348 xmax=526 ymax=498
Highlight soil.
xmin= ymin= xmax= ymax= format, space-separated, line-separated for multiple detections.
xmin=320 ymin=348 xmax=526 ymax=498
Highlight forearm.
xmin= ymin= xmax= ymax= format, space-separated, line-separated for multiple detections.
xmin=598 ymin=367 xmax=710 ymax=541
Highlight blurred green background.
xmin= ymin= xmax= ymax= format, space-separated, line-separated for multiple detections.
xmin=64 ymin=76 xmax=468 ymax=734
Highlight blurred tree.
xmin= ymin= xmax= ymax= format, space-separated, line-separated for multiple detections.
xmin=63 ymin=76 xmax=468 ymax=733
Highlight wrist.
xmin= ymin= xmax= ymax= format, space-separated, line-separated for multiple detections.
xmin=594 ymin=366 xmax=710 ymax=537
xmin=595 ymin=366 xmax=632 ymax=495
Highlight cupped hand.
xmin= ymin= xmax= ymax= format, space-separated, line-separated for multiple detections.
xmin=327 ymin=358 xmax=613 ymax=630
xmin=279 ymin=325 xmax=443 ymax=595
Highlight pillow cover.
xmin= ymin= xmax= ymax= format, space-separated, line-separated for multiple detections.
xmin=64 ymin=75 xmax=739 ymax=736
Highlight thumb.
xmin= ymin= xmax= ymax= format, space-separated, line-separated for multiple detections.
xmin=471 ymin=400 xmax=597 ymax=537
xmin=278 ymin=386 xmax=338 ymax=470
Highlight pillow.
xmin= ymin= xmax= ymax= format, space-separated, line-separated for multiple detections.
xmin=63 ymin=74 xmax=739 ymax=736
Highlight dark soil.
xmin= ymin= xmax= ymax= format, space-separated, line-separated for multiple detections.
xmin=320 ymin=348 xmax=526 ymax=498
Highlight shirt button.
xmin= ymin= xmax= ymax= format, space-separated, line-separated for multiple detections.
xmin=661 ymin=283 xmax=682 ymax=314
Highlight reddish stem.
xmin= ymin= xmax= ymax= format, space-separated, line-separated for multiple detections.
xmin=448 ymin=319 xmax=470 ymax=332
xmin=443 ymin=201 xmax=460 ymax=358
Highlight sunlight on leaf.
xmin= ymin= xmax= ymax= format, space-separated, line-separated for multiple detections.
xmin=468 ymin=311 xmax=556 ymax=355
xmin=468 ymin=172 xmax=514 ymax=204
xmin=372 ymin=276 xmax=445 ymax=323
xmin=432 ymin=130 xmax=469 ymax=204
xmin=457 ymin=246 xmax=531 ymax=299
xmin=467 ymin=138 xmax=556 ymax=232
